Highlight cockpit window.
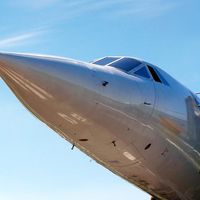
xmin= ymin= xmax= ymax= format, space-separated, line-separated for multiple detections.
xmin=93 ymin=57 xmax=120 ymax=65
xmin=147 ymin=65 xmax=170 ymax=86
xmin=134 ymin=67 xmax=151 ymax=79
xmin=191 ymin=93 xmax=200 ymax=108
xmin=154 ymin=68 xmax=169 ymax=86
xmin=108 ymin=57 xmax=141 ymax=72
xmin=147 ymin=65 xmax=162 ymax=83
xmin=197 ymin=98 xmax=200 ymax=107
xmin=196 ymin=98 xmax=200 ymax=106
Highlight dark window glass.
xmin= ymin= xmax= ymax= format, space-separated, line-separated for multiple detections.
xmin=197 ymin=94 xmax=200 ymax=105
xmin=134 ymin=67 xmax=150 ymax=79
xmin=154 ymin=68 xmax=169 ymax=86
xmin=147 ymin=65 xmax=162 ymax=83
xmin=195 ymin=98 xmax=200 ymax=106
xmin=93 ymin=57 xmax=120 ymax=65
xmin=109 ymin=57 xmax=141 ymax=72
xmin=191 ymin=93 xmax=200 ymax=106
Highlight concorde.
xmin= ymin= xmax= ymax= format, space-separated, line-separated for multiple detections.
xmin=0 ymin=52 xmax=199 ymax=200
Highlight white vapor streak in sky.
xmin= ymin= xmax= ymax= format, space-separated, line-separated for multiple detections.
xmin=0 ymin=32 xmax=43 ymax=49
xmin=9 ymin=0 xmax=61 ymax=9
xmin=8 ymin=0 xmax=178 ymax=19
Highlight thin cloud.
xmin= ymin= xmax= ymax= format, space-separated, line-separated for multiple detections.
xmin=9 ymin=0 xmax=177 ymax=16
xmin=0 ymin=31 xmax=43 ymax=49
xmin=8 ymin=0 xmax=61 ymax=9
xmin=3 ymin=1 xmax=179 ymax=41
xmin=109 ymin=0 xmax=178 ymax=18
xmin=6 ymin=0 xmax=178 ymax=26
xmin=49 ymin=0 xmax=178 ymax=22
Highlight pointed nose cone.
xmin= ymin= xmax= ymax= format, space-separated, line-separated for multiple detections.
xmin=0 ymin=53 xmax=42 ymax=99
xmin=0 ymin=52 xmax=94 ymax=127
xmin=0 ymin=52 xmax=58 ymax=102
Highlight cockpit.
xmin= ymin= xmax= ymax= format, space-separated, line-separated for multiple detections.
xmin=92 ymin=56 xmax=169 ymax=86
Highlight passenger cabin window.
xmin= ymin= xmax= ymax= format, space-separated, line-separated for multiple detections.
xmin=134 ymin=67 xmax=151 ymax=79
xmin=147 ymin=65 xmax=162 ymax=83
xmin=93 ymin=57 xmax=120 ymax=65
xmin=109 ymin=57 xmax=141 ymax=72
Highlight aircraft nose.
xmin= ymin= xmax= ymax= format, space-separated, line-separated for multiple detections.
xmin=0 ymin=53 xmax=53 ymax=101
xmin=0 ymin=52 xmax=95 ymax=123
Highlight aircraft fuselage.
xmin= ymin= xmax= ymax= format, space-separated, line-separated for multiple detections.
xmin=0 ymin=53 xmax=199 ymax=200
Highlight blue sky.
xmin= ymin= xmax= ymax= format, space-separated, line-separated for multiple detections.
xmin=0 ymin=1 xmax=200 ymax=200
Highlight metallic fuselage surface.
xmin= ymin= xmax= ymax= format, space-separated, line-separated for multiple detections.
xmin=0 ymin=52 xmax=199 ymax=200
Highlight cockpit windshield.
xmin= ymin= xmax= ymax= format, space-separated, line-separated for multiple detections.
xmin=93 ymin=57 xmax=120 ymax=66
xmin=92 ymin=56 xmax=171 ymax=85
xmin=92 ymin=57 xmax=142 ymax=72
xmin=108 ymin=57 xmax=141 ymax=72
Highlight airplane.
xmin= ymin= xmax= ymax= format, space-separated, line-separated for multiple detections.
xmin=0 ymin=52 xmax=199 ymax=200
